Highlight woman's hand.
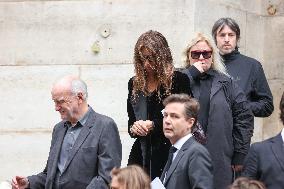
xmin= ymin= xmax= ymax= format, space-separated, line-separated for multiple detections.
xmin=192 ymin=61 xmax=206 ymax=73
xmin=130 ymin=120 xmax=153 ymax=136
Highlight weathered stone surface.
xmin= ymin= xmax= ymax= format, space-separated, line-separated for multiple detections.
xmin=0 ymin=65 xmax=79 ymax=130
xmin=0 ymin=0 xmax=195 ymax=66
xmin=0 ymin=0 xmax=283 ymax=184
xmin=263 ymin=79 xmax=284 ymax=139
xmin=0 ymin=131 xmax=134 ymax=181
xmin=80 ymin=64 xmax=133 ymax=129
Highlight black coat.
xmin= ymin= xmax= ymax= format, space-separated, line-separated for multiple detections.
xmin=183 ymin=68 xmax=254 ymax=189
xmin=127 ymin=71 xmax=192 ymax=180
xmin=242 ymin=132 xmax=284 ymax=189
xmin=222 ymin=50 xmax=274 ymax=117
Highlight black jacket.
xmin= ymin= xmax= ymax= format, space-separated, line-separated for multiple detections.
xmin=242 ymin=132 xmax=284 ymax=189
xmin=183 ymin=68 xmax=254 ymax=189
xmin=222 ymin=50 xmax=274 ymax=117
xmin=127 ymin=71 xmax=192 ymax=180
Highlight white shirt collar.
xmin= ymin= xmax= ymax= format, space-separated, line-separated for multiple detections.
xmin=281 ymin=128 xmax=284 ymax=143
xmin=173 ymin=133 xmax=193 ymax=151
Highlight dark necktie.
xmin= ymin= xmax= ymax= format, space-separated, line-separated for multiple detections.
xmin=164 ymin=146 xmax=178 ymax=174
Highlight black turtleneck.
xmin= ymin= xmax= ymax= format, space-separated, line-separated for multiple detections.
xmin=220 ymin=48 xmax=274 ymax=117
xmin=188 ymin=66 xmax=214 ymax=132
xmin=221 ymin=48 xmax=240 ymax=62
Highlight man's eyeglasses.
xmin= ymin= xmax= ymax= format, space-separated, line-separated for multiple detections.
xmin=191 ymin=51 xmax=212 ymax=59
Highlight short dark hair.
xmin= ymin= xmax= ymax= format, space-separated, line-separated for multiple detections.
xmin=163 ymin=94 xmax=200 ymax=122
xmin=280 ymin=91 xmax=284 ymax=125
xmin=212 ymin=17 xmax=240 ymax=44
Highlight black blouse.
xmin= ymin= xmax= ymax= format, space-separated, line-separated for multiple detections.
xmin=127 ymin=71 xmax=192 ymax=179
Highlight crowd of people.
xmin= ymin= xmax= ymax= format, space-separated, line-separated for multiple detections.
xmin=10 ymin=17 xmax=282 ymax=189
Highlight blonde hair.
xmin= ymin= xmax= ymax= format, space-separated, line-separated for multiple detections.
xmin=111 ymin=165 xmax=151 ymax=189
xmin=228 ymin=177 xmax=266 ymax=189
xmin=183 ymin=33 xmax=229 ymax=76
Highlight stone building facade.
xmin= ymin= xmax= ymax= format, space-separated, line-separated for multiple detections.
xmin=0 ymin=0 xmax=283 ymax=181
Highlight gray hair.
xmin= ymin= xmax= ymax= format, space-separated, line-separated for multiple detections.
xmin=212 ymin=17 xmax=240 ymax=45
xmin=183 ymin=33 xmax=229 ymax=76
xmin=71 ymin=79 xmax=88 ymax=100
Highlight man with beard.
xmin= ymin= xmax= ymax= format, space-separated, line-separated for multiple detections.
xmin=212 ymin=17 xmax=273 ymax=118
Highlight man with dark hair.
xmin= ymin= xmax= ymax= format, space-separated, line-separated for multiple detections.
xmin=12 ymin=75 xmax=122 ymax=189
xmin=160 ymin=94 xmax=213 ymax=189
xmin=242 ymin=91 xmax=284 ymax=189
xmin=212 ymin=17 xmax=274 ymax=117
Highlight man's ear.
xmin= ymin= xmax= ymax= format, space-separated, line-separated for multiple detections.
xmin=77 ymin=92 xmax=84 ymax=101
xmin=187 ymin=118 xmax=195 ymax=129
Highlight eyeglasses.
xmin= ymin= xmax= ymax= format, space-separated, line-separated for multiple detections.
xmin=190 ymin=51 xmax=212 ymax=59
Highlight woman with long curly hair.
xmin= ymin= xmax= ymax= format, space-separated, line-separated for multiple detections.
xmin=127 ymin=30 xmax=193 ymax=180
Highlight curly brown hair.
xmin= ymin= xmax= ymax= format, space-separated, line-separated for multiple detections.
xmin=132 ymin=30 xmax=174 ymax=100
xmin=280 ymin=91 xmax=284 ymax=125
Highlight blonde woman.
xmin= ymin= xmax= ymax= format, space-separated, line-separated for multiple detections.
xmin=110 ymin=165 xmax=150 ymax=189
xmin=182 ymin=33 xmax=254 ymax=189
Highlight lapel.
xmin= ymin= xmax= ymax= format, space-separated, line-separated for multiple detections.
xmin=271 ymin=133 xmax=284 ymax=172
xmin=50 ymin=123 xmax=68 ymax=178
xmin=62 ymin=109 xmax=96 ymax=173
xmin=210 ymin=73 xmax=224 ymax=100
xmin=187 ymin=69 xmax=226 ymax=101
xmin=163 ymin=137 xmax=195 ymax=186
xmin=183 ymin=68 xmax=200 ymax=100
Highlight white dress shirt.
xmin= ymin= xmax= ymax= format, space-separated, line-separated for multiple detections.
xmin=172 ymin=133 xmax=193 ymax=161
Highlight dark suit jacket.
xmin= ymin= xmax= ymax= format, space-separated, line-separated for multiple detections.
xmin=28 ymin=107 xmax=122 ymax=189
xmin=160 ymin=137 xmax=213 ymax=189
xmin=242 ymin=133 xmax=284 ymax=189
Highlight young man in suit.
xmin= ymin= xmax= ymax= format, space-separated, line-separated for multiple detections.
xmin=160 ymin=94 xmax=213 ymax=189
xmin=12 ymin=75 xmax=122 ymax=189
xmin=242 ymin=91 xmax=284 ymax=189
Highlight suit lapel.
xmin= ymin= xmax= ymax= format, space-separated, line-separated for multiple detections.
xmin=271 ymin=133 xmax=284 ymax=172
xmin=163 ymin=137 xmax=195 ymax=186
xmin=184 ymin=69 xmax=200 ymax=100
xmin=62 ymin=110 xmax=96 ymax=173
xmin=210 ymin=75 xmax=223 ymax=100
xmin=50 ymin=124 xmax=68 ymax=178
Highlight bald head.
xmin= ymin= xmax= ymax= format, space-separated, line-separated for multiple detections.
xmin=52 ymin=75 xmax=88 ymax=100
xmin=51 ymin=75 xmax=89 ymax=123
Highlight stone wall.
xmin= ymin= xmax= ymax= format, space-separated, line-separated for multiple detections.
xmin=0 ymin=0 xmax=283 ymax=181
